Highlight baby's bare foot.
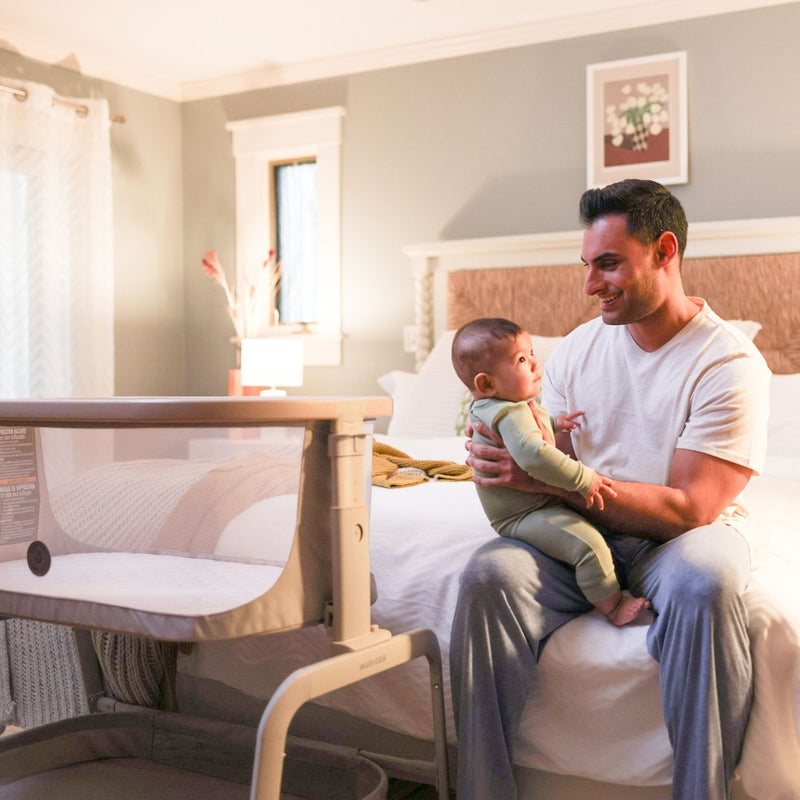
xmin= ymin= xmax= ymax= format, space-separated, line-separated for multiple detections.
xmin=606 ymin=595 xmax=650 ymax=627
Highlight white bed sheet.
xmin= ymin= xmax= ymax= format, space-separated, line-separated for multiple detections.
xmin=181 ymin=436 xmax=800 ymax=798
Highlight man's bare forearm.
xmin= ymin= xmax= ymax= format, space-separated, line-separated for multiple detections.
xmin=559 ymin=480 xmax=692 ymax=542
xmin=550 ymin=433 xmax=755 ymax=542
xmin=472 ymin=458 xmax=688 ymax=541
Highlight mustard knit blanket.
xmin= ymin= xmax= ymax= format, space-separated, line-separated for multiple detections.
xmin=372 ymin=441 xmax=472 ymax=488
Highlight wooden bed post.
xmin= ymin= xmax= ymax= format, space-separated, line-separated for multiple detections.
xmin=408 ymin=253 xmax=435 ymax=372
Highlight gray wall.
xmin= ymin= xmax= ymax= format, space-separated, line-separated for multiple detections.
xmin=182 ymin=2 xmax=800 ymax=399
xmin=0 ymin=50 xmax=185 ymax=396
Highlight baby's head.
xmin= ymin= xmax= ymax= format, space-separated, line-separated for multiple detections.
xmin=452 ymin=317 xmax=543 ymax=402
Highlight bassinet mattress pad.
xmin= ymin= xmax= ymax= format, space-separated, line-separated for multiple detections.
xmin=0 ymin=553 xmax=284 ymax=640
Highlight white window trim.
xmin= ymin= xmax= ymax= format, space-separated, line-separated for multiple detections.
xmin=226 ymin=106 xmax=344 ymax=366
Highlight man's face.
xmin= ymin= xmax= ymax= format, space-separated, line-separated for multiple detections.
xmin=581 ymin=214 xmax=662 ymax=326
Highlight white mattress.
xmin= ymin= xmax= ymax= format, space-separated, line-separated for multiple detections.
xmin=179 ymin=435 xmax=800 ymax=798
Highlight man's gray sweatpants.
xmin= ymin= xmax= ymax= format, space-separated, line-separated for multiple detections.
xmin=449 ymin=522 xmax=752 ymax=800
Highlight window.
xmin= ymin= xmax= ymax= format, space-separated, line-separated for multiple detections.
xmin=272 ymin=159 xmax=317 ymax=324
xmin=227 ymin=107 xmax=344 ymax=366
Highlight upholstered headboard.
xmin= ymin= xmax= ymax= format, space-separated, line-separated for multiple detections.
xmin=404 ymin=217 xmax=800 ymax=375
xmin=446 ymin=253 xmax=800 ymax=375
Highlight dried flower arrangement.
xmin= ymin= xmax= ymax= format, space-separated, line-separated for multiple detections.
xmin=201 ymin=250 xmax=280 ymax=339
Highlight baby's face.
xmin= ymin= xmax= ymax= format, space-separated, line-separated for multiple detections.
xmin=489 ymin=332 xmax=543 ymax=402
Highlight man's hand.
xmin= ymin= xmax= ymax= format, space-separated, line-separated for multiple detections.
xmin=466 ymin=419 xmax=564 ymax=494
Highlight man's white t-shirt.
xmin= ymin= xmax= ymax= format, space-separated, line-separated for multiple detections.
xmin=541 ymin=301 xmax=770 ymax=532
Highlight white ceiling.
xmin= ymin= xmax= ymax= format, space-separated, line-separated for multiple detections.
xmin=0 ymin=0 xmax=792 ymax=101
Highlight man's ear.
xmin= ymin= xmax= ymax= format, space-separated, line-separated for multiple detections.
xmin=655 ymin=231 xmax=679 ymax=266
xmin=474 ymin=373 xmax=495 ymax=396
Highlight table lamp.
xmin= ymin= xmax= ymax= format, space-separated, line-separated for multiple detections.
xmin=240 ymin=338 xmax=304 ymax=396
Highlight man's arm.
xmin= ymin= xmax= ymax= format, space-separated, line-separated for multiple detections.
xmin=468 ymin=424 xmax=753 ymax=542
xmin=573 ymin=448 xmax=753 ymax=541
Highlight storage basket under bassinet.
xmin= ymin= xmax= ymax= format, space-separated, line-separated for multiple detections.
xmin=0 ymin=711 xmax=387 ymax=800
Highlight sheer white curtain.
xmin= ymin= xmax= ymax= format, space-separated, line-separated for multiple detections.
xmin=0 ymin=80 xmax=114 ymax=397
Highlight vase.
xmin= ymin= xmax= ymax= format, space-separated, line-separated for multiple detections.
xmin=631 ymin=121 xmax=649 ymax=151
xmin=227 ymin=338 xmax=262 ymax=397
xmin=231 ymin=336 xmax=242 ymax=369
xmin=228 ymin=369 xmax=264 ymax=397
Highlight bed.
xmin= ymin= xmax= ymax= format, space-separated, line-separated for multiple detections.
xmin=396 ymin=216 xmax=800 ymax=799
xmin=175 ymin=216 xmax=800 ymax=800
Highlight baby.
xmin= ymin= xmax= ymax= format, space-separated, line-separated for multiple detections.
xmin=452 ymin=317 xmax=649 ymax=627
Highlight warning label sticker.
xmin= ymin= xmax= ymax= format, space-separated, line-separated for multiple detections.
xmin=0 ymin=427 xmax=40 ymax=545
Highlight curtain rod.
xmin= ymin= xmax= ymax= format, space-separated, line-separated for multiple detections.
xmin=0 ymin=82 xmax=125 ymax=124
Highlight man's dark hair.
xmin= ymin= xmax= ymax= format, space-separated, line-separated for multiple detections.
xmin=579 ymin=179 xmax=688 ymax=259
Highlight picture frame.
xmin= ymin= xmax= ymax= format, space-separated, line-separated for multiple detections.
xmin=587 ymin=51 xmax=687 ymax=188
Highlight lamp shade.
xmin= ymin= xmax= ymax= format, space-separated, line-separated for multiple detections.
xmin=240 ymin=338 xmax=304 ymax=392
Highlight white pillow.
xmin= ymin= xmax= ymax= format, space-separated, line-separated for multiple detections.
xmin=726 ymin=319 xmax=762 ymax=340
xmin=767 ymin=373 xmax=800 ymax=458
xmin=382 ymin=331 xmax=466 ymax=438
xmin=380 ymin=330 xmax=565 ymax=438
xmin=376 ymin=369 xmax=417 ymax=411
xmin=214 ymin=493 xmax=298 ymax=563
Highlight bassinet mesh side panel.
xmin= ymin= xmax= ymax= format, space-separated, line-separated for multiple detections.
xmin=0 ymin=417 xmax=314 ymax=640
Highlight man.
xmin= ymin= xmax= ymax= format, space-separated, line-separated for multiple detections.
xmin=451 ymin=179 xmax=770 ymax=799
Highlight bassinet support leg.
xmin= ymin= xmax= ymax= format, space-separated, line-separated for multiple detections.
xmin=327 ymin=417 xmax=392 ymax=653
xmin=250 ymin=628 xmax=450 ymax=800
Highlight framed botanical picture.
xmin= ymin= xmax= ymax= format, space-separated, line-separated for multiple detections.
xmin=586 ymin=51 xmax=687 ymax=188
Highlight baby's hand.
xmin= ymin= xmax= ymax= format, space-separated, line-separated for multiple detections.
xmin=556 ymin=411 xmax=585 ymax=434
xmin=582 ymin=473 xmax=617 ymax=510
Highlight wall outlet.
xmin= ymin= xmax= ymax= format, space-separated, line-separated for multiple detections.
xmin=403 ymin=325 xmax=418 ymax=353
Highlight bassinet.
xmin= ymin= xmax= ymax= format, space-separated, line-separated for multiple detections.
xmin=0 ymin=396 xmax=449 ymax=800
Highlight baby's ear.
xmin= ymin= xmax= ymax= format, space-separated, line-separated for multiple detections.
xmin=474 ymin=373 xmax=495 ymax=396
